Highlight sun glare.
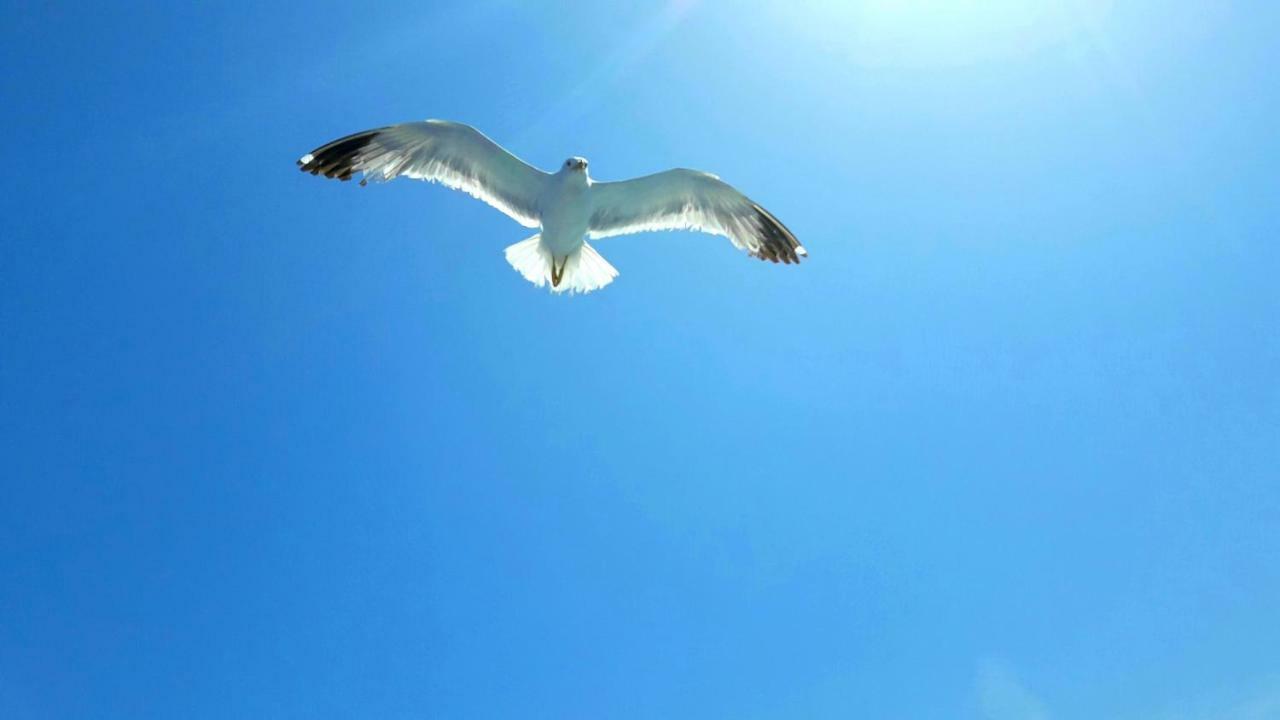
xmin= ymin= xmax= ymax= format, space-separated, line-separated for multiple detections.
xmin=797 ymin=0 xmax=1115 ymax=67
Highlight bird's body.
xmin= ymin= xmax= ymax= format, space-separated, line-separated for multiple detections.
xmin=539 ymin=162 xmax=590 ymax=262
xmin=298 ymin=120 xmax=805 ymax=294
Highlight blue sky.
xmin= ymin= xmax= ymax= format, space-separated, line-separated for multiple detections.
xmin=2 ymin=1 xmax=1277 ymax=718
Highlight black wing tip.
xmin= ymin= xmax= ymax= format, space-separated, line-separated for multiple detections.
xmin=296 ymin=126 xmax=391 ymax=181
xmin=750 ymin=204 xmax=805 ymax=265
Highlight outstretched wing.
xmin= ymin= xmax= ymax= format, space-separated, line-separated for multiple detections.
xmin=587 ymin=169 xmax=806 ymax=264
xmin=297 ymin=120 xmax=550 ymax=228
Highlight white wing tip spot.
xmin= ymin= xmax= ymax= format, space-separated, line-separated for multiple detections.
xmin=796 ymin=246 xmax=808 ymax=257
xmin=298 ymin=153 xmax=314 ymax=165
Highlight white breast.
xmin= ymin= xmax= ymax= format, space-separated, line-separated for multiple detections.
xmin=538 ymin=173 xmax=591 ymax=256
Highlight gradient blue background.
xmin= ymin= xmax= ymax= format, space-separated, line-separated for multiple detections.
xmin=2 ymin=2 xmax=1278 ymax=718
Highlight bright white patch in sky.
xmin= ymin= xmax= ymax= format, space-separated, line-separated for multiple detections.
xmin=785 ymin=0 xmax=1116 ymax=67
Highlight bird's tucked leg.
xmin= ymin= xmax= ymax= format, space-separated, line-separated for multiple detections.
xmin=550 ymin=256 xmax=566 ymax=287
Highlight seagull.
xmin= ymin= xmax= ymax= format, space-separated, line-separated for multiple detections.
xmin=297 ymin=120 xmax=806 ymax=294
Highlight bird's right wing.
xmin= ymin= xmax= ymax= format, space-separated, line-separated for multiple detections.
xmin=297 ymin=120 xmax=549 ymax=228
xmin=587 ymin=169 xmax=806 ymax=263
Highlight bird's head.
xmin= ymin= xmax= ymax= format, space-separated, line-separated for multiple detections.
xmin=563 ymin=156 xmax=589 ymax=174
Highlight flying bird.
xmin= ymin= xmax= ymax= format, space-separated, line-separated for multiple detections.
xmin=297 ymin=120 xmax=806 ymax=294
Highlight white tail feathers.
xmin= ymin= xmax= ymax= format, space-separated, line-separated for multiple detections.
xmin=503 ymin=235 xmax=618 ymax=294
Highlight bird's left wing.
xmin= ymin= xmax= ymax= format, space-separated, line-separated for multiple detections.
xmin=587 ymin=169 xmax=806 ymax=263
xmin=298 ymin=120 xmax=549 ymax=228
